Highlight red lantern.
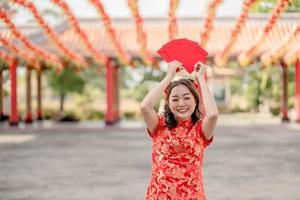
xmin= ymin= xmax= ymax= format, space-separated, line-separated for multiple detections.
xmin=0 ymin=8 xmax=63 ymax=69
xmin=200 ymin=0 xmax=223 ymax=47
xmin=12 ymin=0 xmax=87 ymax=68
xmin=89 ymin=0 xmax=131 ymax=65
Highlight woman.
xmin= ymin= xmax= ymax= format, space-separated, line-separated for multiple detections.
xmin=140 ymin=60 xmax=219 ymax=199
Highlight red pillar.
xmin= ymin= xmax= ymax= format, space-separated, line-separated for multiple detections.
xmin=281 ymin=62 xmax=290 ymax=122
xmin=25 ymin=66 xmax=33 ymax=123
xmin=295 ymin=60 xmax=300 ymax=122
xmin=105 ymin=57 xmax=120 ymax=125
xmin=36 ymin=69 xmax=43 ymax=120
xmin=9 ymin=59 xmax=19 ymax=126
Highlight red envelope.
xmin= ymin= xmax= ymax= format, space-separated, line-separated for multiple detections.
xmin=176 ymin=39 xmax=197 ymax=61
xmin=157 ymin=38 xmax=187 ymax=61
xmin=157 ymin=38 xmax=208 ymax=74
xmin=163 ymin=38 xmax=187 ymax=49
xmin=157 ymin=48 xmax=172 ymax=62
xmin=162 ymin=38 xmax=185 ymax=59
xmin=178 ymin=46 xmax=207 ymax=73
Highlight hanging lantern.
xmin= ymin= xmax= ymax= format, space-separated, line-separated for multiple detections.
xmin=168 ymin=0 xmax=179 ymax=40
xmin=0 ymin=8 xmax=63 ymax=70
xmin=128 ymin=0 xmax=155 ymax=66
xmin=12 ymin=0 xmax=87 ymax=68
xmin=89 ymin=0 xmax=131 ymax=65
xmin=261 ymin=23 xmax=300 ymax=66
xmin=51 ymin=0 xmax=107 ymax=65
xmin=0 ymin=50 xmax=14 ymax=65
xmin=200 ymin=0 xmax=223 ymax=47
xmin=237 ymin=0 xmax=289 ymax=66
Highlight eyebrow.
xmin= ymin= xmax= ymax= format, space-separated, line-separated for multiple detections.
xmin=171 ymin=93 xmax=191 ymax=98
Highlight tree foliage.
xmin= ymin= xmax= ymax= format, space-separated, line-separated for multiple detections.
xmin=250 ymin=0 xmax=300 ymax=13
xmin=242 ymin=63 xmax=294 ymax=114
xmin=47 ymin=66 xmax=85 ymax=113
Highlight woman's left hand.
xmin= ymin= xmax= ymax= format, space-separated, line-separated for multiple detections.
xmin=194 ymin=61 xmax=208 ymax=79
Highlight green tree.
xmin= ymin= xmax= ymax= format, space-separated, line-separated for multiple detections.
xmin=242 ymin=63 xmax=295 ymax=115
xmin=126 ymin=65 xmax=165 ymax=99
xmin=243 ymin=65 xmax=263 ymax=111
xmin=47 ymin=66 xmax=85 ymax=114
xmin=247 ymin=0 xmax=298 ymax=115
xmin=81 ymin=63 xmax=105 ymax=90
xmin=119 ymin=63 xmax=166 ymax=112
xmin=250 ymin=0 xmax=300 ymax=13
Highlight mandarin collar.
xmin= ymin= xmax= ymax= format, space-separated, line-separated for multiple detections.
xmin=177 ymin=118 xmax=193 ymax=127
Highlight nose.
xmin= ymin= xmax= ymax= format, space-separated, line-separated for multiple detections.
xmin=178 ymin=98 xmax=185 ymax=106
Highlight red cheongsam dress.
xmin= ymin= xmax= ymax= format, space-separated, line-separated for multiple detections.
xmin=145 ymin=115 xmax=213 ymax=200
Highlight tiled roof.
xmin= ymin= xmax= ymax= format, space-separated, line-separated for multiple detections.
xmin=1 ymin=15 xmax=299 ymax=61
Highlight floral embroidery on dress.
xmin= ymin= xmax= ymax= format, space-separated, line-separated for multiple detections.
xmin=146 ymin=115 xmax=213 ymax=200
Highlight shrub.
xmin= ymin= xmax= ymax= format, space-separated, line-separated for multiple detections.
xmin=270 ymin=106 xmax=280 ymax=116
xmin=43 ymin=108 xmax=58 ymax=120
xmin=59 ymin=110 xmax=79 ymax=122
xmin=84 ymin=110 xmax=104 ymax=120
xmin=123 ymin=111 xmax=136 ymax=119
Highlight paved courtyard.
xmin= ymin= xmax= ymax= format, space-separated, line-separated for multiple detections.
xmin=0 ymin=118 xmax=300 ymax=200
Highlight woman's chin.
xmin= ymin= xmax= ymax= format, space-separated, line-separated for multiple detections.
xmin=175 ymin=113 xmax=192 ymax=121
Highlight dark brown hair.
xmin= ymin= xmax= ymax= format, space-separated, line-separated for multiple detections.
xmin=164 ymin=79 xmax=201 ymax=129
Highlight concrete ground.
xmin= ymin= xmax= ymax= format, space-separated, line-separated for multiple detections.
xmin=0 ymin=117 xmax=300 ymax=200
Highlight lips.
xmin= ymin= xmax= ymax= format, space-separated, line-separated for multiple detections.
xmin=177 ymin=108 xmax=188 ymax=113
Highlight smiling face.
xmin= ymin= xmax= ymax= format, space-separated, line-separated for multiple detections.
xmin=168 ymin=84 xmax=197 ymax=121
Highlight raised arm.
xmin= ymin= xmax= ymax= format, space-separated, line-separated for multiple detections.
xmin=195 ymin=62 xmax=219 ymax=140
xmin=140 ymin=60 xmax=183 ymax=133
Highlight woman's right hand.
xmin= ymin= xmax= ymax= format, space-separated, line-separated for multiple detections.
xmin=167 ymin=60 xmax=183 ymax=78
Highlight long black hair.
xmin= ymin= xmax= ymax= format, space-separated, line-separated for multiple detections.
xmin=163 ymin=79 xmax=201 ymax=129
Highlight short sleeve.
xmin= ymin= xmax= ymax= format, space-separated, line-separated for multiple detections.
xmin=196 ymin=120 xmax=213 ymax=148
xmin=147 ymin=114 xmax=165 ymax=138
